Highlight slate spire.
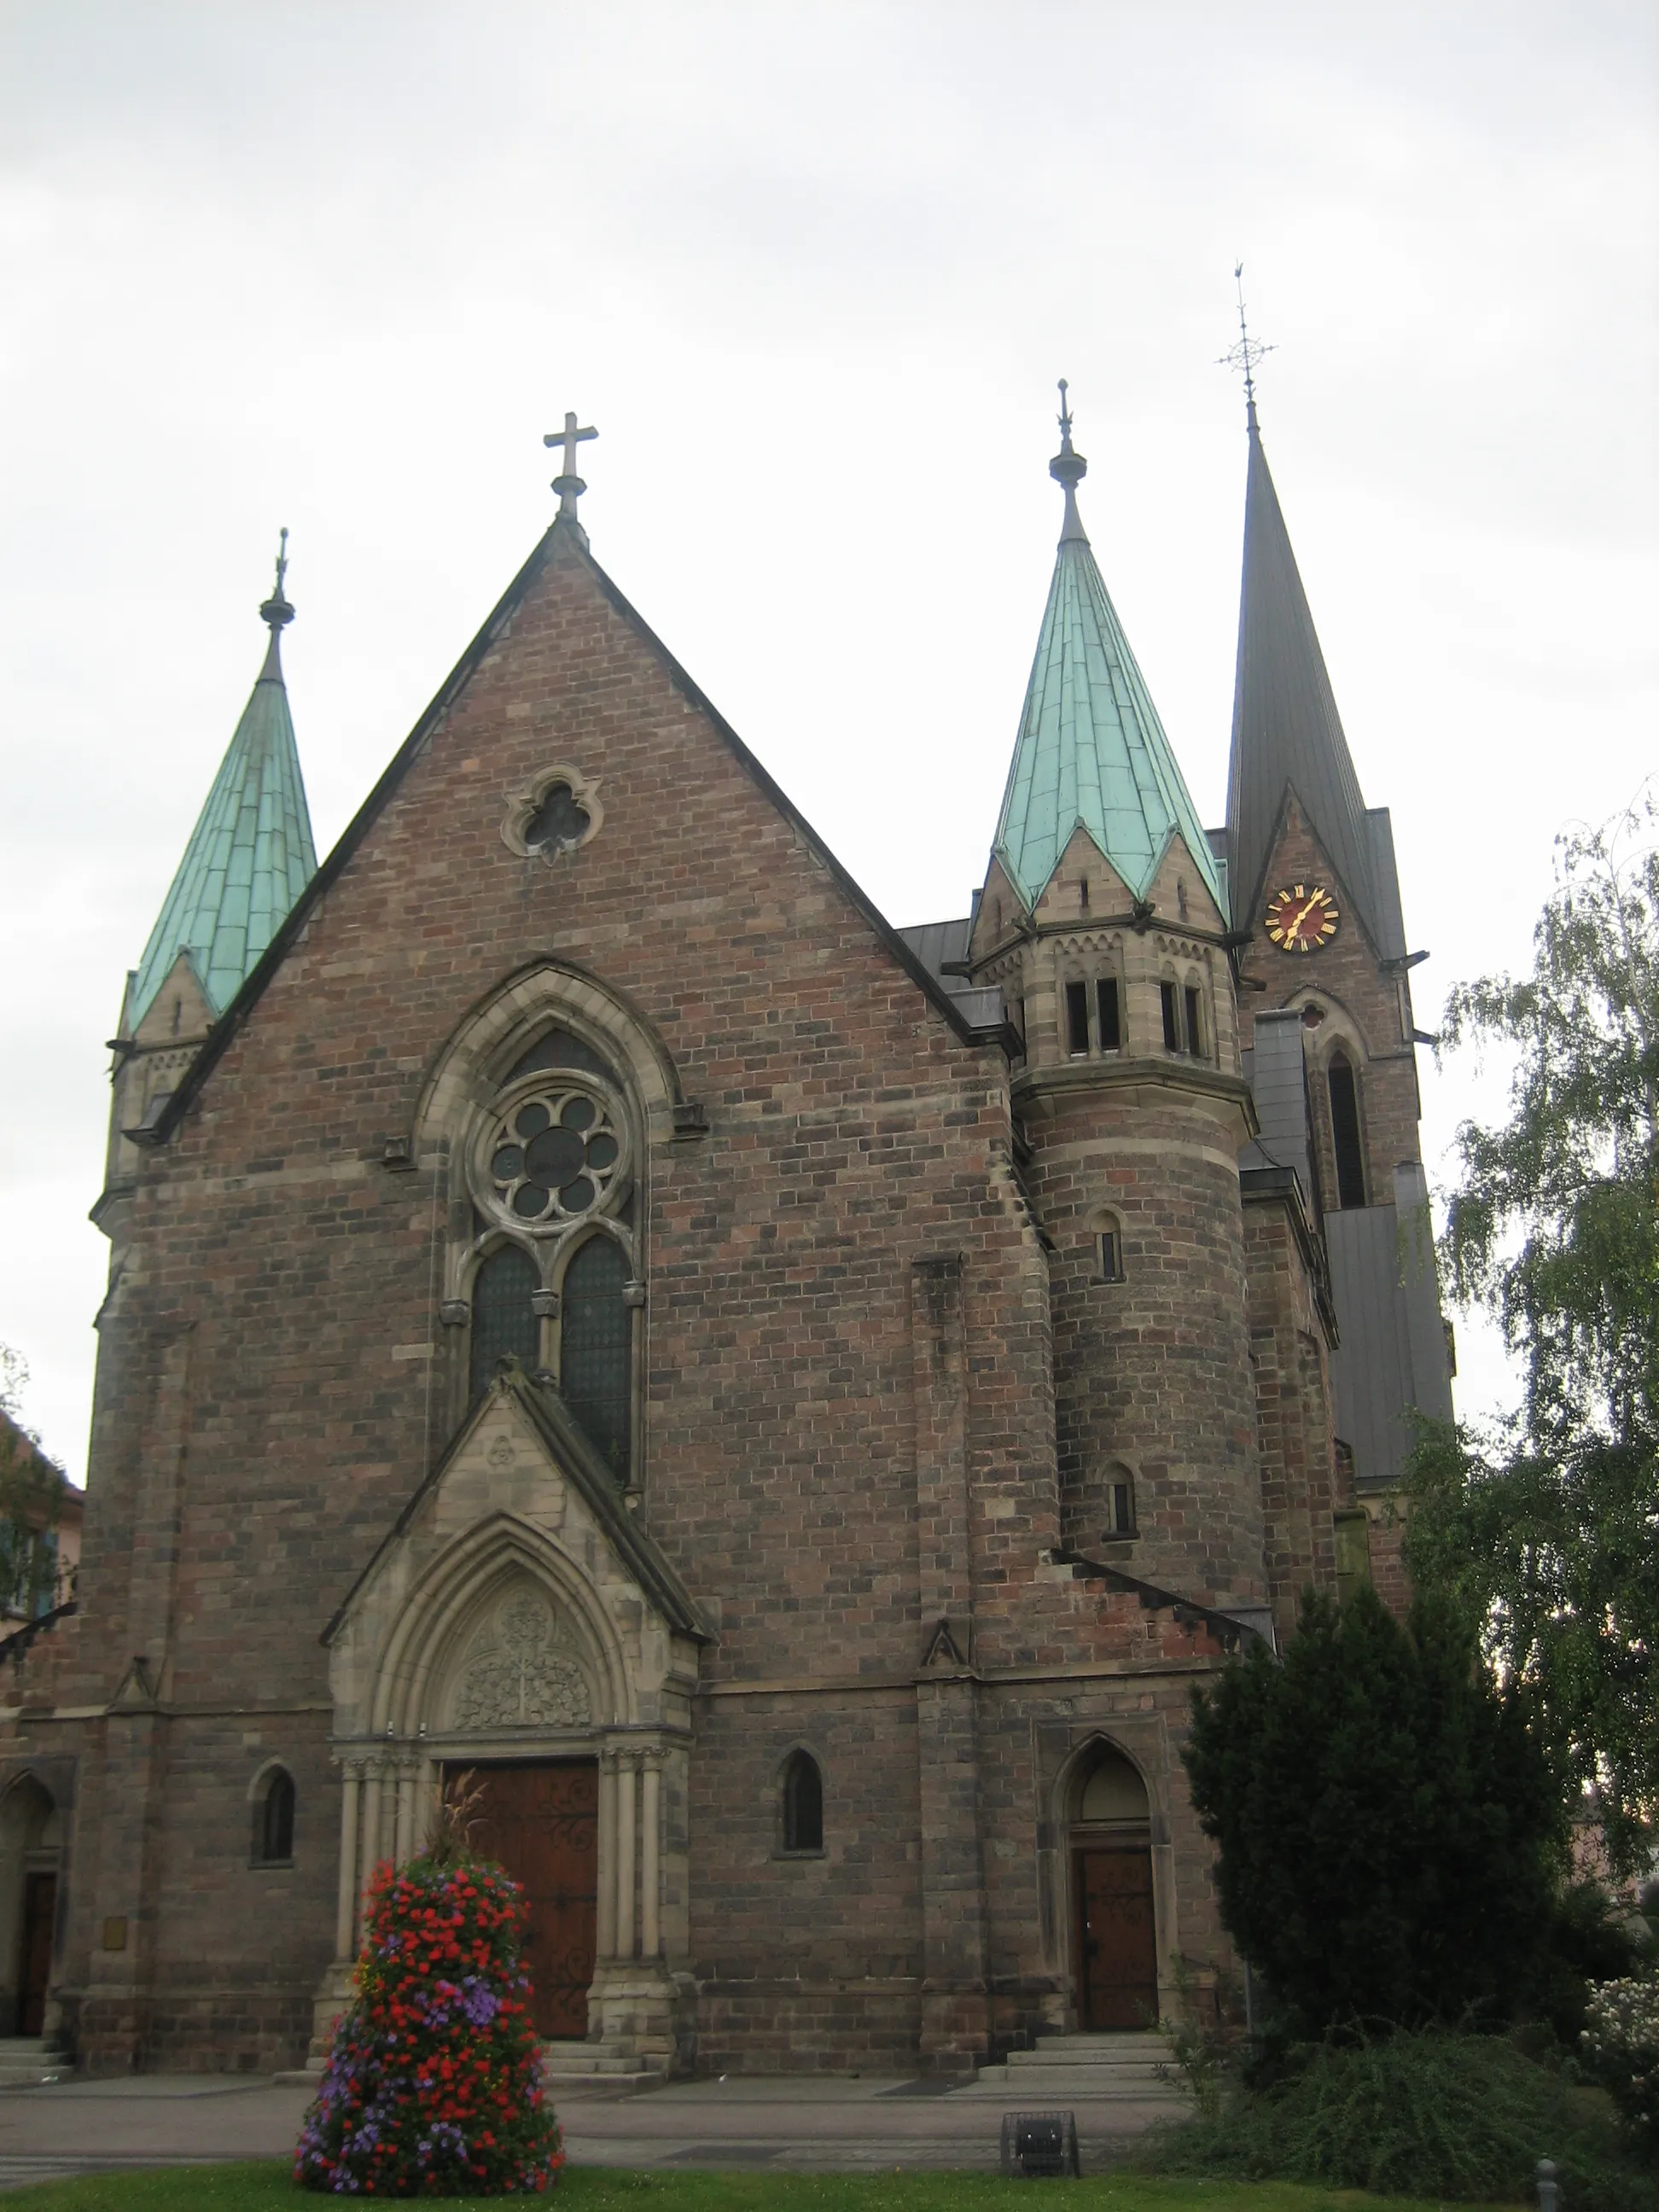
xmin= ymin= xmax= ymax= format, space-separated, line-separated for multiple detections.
xmin=128 ymin=537 xmax=317 ymax=1029
xmin=1225 ymin=418 xmax=1381 ymax=945
xmin=992 ymin=391 xmax=1224 ymax=916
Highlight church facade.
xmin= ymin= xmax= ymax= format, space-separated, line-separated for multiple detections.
xmin=0 ymin=393 xmax=1451 ymax=2076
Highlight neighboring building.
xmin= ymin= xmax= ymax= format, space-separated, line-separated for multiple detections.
xmin=0 ymin=389 xmax=1451 ymax=2075
xmin=0 ymin=1413 xmax=81 ymax=1626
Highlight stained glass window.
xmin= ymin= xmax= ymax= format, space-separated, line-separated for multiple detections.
xmin=508 ymin=1027 xmax=613 ymax=1083
xmin=561 ymin=1237 xmax=631 ymax=1481
xmin=470 ymin=1245 xmax=540 ymax=1399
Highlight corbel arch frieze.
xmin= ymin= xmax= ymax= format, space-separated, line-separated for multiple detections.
xmin=412 ymin=958 xmax=683 ymax=1155
xmin=364 ymin=1511 xmax=635 ymax=1739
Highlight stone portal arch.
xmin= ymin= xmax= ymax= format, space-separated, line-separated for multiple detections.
xmin=1060 ymin=1736 xmax=1159 ymax=2033
xmin=0 ymin=1775 xmax=61 ymax=2036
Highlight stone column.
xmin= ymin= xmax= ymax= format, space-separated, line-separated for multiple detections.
xmin=614 ymin=1754 xmax=637 ymax=1962
xmin=639 ymin=1750 xmax=662 ymax=1961
xmin=360 ymin=1762 xmax=385 ymax=1897
xmin=335 ymin=1763 xmax=362 ymax=1959
xmin=595 ymin=1749 xmax=618 ymax=1962
xmin=391 ymin=1761 xmax=410 ymax=1867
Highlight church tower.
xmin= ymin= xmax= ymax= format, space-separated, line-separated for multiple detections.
xmin=1225 ymin=386 xmax=1452 ymax=1579
xmin=95 ymin=541 xmax=317 ymax=1270
xmin=963 ymin=393 xmax=1268 ymax=1633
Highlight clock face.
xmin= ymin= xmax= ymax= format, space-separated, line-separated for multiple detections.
xmin=1265 ymin=883 xmax=1340 ymax=954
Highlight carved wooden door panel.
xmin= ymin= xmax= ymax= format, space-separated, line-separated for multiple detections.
xmin=461 ymin=1761 xmax=598 ymax=2040
xmin=1074 ymin=1847 xmax=1157 ymax=2030
xmin=18 ymin=1872 xmax=55 ymax=2037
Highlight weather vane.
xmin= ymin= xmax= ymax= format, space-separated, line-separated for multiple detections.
xmin=1218 ymin=262 xmax=1275 ymax=427
xmin=260 ymin=525 xmax=294 ymax=634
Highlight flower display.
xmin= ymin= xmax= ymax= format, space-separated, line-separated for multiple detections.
xmin=1582 ymin=1967 xmax=1659 ymax=2157
xmin=296 ymin=1848 xmax=563 ymax=2196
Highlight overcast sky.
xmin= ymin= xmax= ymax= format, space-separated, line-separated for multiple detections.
xmin=2 ymin=3 xmax=1654 ymax=1479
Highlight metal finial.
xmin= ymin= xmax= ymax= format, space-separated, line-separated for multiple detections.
xmin=544 ymin=410 xmax=598 ymax=532
xmin=1218 ymin=262 xmax=1276 ymax=434
xmin=1048 ymin=379 xmax=1088 ymax=544
xmin=259 ymin=526 xmax=294 ymax=635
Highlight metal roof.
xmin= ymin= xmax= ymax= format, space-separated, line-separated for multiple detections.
xmin=992 ymin=479 xmax=1224 ymax=917
xmin=1225 ymin=425 xmax=1383 ymax=946
xmin=129 ymin=611 xmax=317 ymax=1031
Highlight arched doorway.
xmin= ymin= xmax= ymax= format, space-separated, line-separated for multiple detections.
xmin=1069 ymin=1743 xmax=1157 ymax=2031
xmin=0 ymin=1777 xmax=61 ymax=2036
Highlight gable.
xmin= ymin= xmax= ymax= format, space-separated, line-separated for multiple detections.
xmin=324 ymin=1370 xmax=708 ymax=1743
xmin=149 ymin=522 xmax=994 ymax=1144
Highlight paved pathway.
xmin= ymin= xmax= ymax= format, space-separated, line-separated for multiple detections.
xmin=0 ymin=2069 xmax=1182 ymax=2190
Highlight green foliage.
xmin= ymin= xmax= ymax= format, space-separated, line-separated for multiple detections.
xmin=1528 ymin=1879 xmax=1655 ymax=2046
xmin=0 ymin=1345 xmax=67 ymax=1621
xmin=1408 ymin=802 xmax=1659 ymax=1871
xmin=1137 ymin=2024 xmax=1658 ymax=2209
xmin=1184 ymin=1584 xmax=1567 ymax=2034
xmin=1582 ymin=1965 xmax=1659 ymax=2158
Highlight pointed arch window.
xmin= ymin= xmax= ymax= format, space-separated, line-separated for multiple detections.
xmin=253 ymin=1768 xmax=295 ymax=1866
xmin=1327 ymin=1050 xmax=1367 ymax=1209
xmin=469 ymin=1246 xmax=539 ymax=1398
xmin=560 ymin=1236 xmax=632 ymax=1481
xmin=781 ymin=1749 xmax=824 ymax=1854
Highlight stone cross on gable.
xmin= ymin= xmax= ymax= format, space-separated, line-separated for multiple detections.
xmin=544 ymin=411 xmax=597 ymax=521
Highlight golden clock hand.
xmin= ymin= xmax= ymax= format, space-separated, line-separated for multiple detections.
xmin=1284 ymin=894 xmax=1319 ymax=946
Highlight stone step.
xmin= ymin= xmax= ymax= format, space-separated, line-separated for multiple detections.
xmin=1024 ymin=2032 xmax=1165 ymax=2054
xmin=0 ymin=2038 xmax=64 ymax=2090
xmin=966 ymin=2034 xmax=1181 ymax=2101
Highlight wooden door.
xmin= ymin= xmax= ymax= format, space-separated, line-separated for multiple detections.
xmin=462 ymin=1762 xmax=598 ymax=2040
xmin=18 ymin=1872 xmax=55 ymax=2037
xmin=1074 ymin=1846 xmax=1156 ymax=2030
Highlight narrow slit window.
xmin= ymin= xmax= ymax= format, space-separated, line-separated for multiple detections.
xmin=1161 ymin=981 xmax=1181 ymax=1051
xmin=1105 ymin=1477 xmax=1135 ymax=1536
xmin=561 ymin=1236 xmax=632 ymax=1480
xmin=1327 ymin=1052 xmax=1367 ymax=1209
xmin=1065 ymin=981 xmax=1091 ymax=1056
xmin=1184 ymin=986 xmax=1203 ymax=1057
xmin=255 ymin=1770 xmax=295 ymax=1866
xmin=1096 ymin=977 xmax=1121 ymax=1051
xmin=469 ymin=1246 xmax=540 ymax=1399
xmin=783 ymin=1750 xmax=824 ymax=1853
xmin=1097 ymin=1230 xmax=1123 ymax=1282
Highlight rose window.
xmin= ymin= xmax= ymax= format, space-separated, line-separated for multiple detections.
xmin=486 ymin=1086 xmax=624 ymax=1225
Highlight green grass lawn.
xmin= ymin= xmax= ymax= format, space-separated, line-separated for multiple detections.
xmin=0 ymin=2163 xmax=1529 ymax=2210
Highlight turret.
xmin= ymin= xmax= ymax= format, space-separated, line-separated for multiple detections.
xmin=94 ymin=538 xmax=317 ymax=1266
xmin=963 ymin=393 xmax=1267 ymax=1628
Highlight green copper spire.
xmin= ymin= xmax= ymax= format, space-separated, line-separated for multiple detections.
xmin=992 ymin=390 xmax=1225 ymax=917
xmin=129 ymin=533 xmax=317 ymax=1030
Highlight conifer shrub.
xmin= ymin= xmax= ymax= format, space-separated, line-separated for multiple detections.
xmin=296 ymin=1842 xmax=563 ymax=2196
xmin=1183 ymin=1584 xmax=1568 ymax=2034
xmin=1140 ymin=2024 xmax=1659 ymax=2210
